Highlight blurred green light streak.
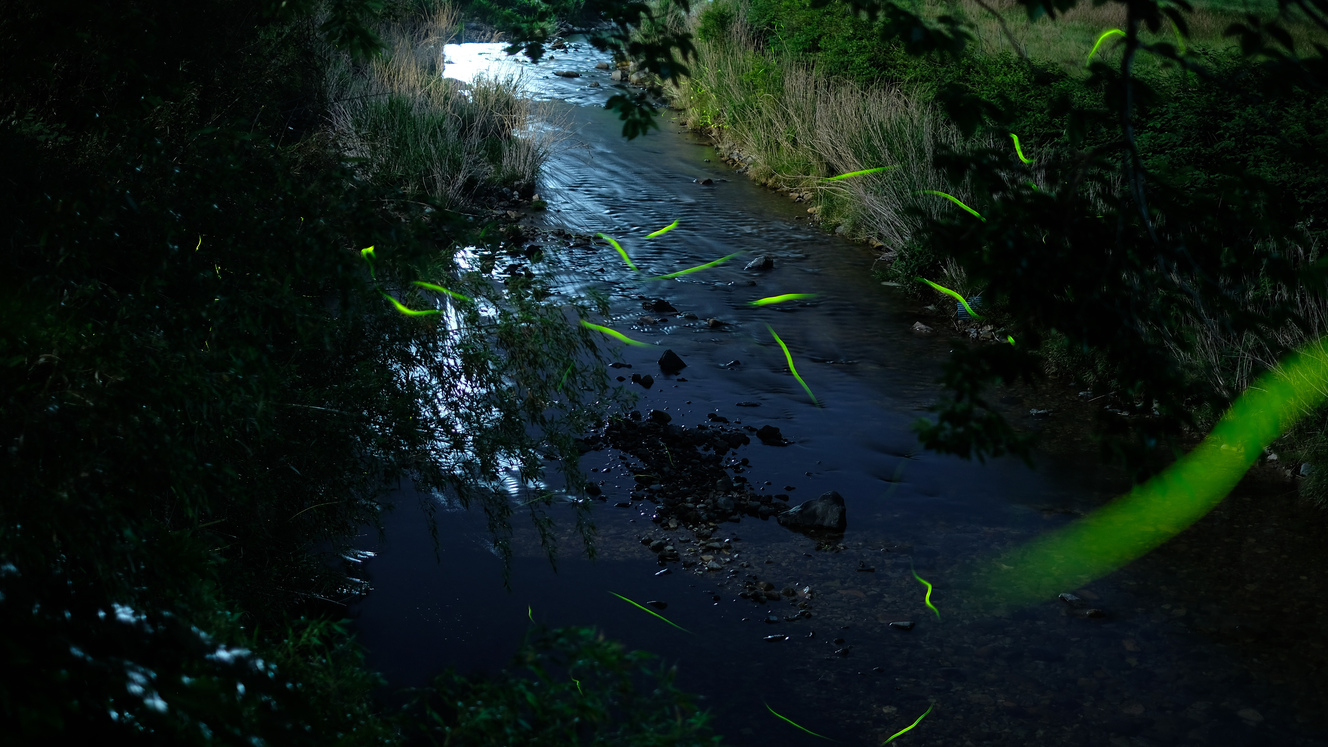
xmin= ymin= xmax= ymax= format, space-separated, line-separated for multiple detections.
xmin=767 ymin=325 xmax=819 ymax=406
xmin=765 ymin=702 xmax=836 ymax=740
xmin=608 ymin=591 xmax=691 ymax=633
xmin=1009 ymin=133 xmax=1034 ymax=164
xmin=825 ymin=166 xmax=898 ymax=181
xmin=596 ymin=233 xmax=638 ymax=271
xmin=915 ymin=277 xmax=983 ymax=320
xmin=971 ymin=336 xmax=1328 ymax=610
xmin=917 ymin=190 xmax=986 ymax=221
xmin=1086 ymin=29 xmax=1125 ymax=66
xmin=412 ymin=280 xmax=472 ymax=302
xmin=883 ymin=703 xmax=934 ymax=744
xmin=912 ymin=566 xmax=940 ymax=621
xmin=580 ymin=320 xmax=652 ymax=347
xmin=381 ymin=292 xmax=440 ymax=317
xmin=646 ymin=220 xmax=679 ymax=238
xmin=648 ymin=252 xmax=743 ymax=279
xmin=361 ymin=245 xmax=376 ymax=279
xmin=751 ymin=293 xmax=816 ymax=306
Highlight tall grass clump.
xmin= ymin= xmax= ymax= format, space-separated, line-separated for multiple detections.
xmin=329 ymin=5 xmax=561 ymax=208
xmin=673 ymin=20 xmax=1000 ymax=256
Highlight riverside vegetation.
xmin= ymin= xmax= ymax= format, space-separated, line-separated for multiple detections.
xmin=1 ymin=0 xmax=724 ymax=743
xmin=609 ymin=0 xmax=1328 ymax=494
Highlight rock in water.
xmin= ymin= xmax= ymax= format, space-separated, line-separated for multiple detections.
xmin=658 ymin=349 xmax=687 ymax=373
xmin=776 ymin=491 xmax=847 ymax=531
xmin=755 ymin=425 xmax=787 ymax=445
xmin=647 ymin=409 xmax=672 ymax=425
xmin=553 ymin=70 xmax=580 ymax=78
xmin=744 ymin=255 xmax=774 ymax=271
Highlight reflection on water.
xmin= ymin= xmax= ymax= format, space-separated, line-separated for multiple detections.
xmin=350 ymin=43 xmax=1328 ymax=746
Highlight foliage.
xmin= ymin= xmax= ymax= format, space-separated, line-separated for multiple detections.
xmin=0 ymin=0 xmax=662 ymax=741
xmin=407 ymin=625 xmax=724 ymax=746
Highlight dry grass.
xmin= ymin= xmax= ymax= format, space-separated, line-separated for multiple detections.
xmin=326 ymin=4 xmax=563 ymax=208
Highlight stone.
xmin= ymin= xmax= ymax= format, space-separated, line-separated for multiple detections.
xmin=1058 ymin=592 xmax=1082 ymax=603
xmin=715 ymin=494 xmax=736 ymax=513
xmin=744 ymin=255 xmax=774 ymax=271
xmin=610 ymin=70 xmax=626 ymax=81
xmin=706 ymin=560 xmax=723 ymax=571
xmin=588 ymin=81 xmax=600 ymax=87
xmin=756 ymin=425 xmax=787 ymax=445
xmin=647 ymin=409 xmax=671 ymax=425
xmin=911 ymin=321 xmax=934 ymax=335
xmin=1236 ymin=708 xmax=1263 ymax=725
xmin=776 ymin=491 xmax=847 ymax=531
xmin=595 ymin=61 xmax=611 ymax=70
xmin=584 ymin=481 xmax=601 ymax=496
xmin=637 ymin=374 xmax=654 ymax=389
xmin=888 ymin=621 xmax=915 ymax=631
xmin=553 ymin=70 xmax=580 ymax=78
xmin=658 ymin=349 xmax=687 ymax=373
xmin=645 ymin=298 xmax=677 ymax=313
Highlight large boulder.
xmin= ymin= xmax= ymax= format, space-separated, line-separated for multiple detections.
xmin=776 ymin=491 xmax=847 ymax=531
xmin=658 ymin=349 xmax=687 ymax=374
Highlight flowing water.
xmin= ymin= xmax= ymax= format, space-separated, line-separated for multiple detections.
xmin=350 ymin=41 xmax=1328 ymax=746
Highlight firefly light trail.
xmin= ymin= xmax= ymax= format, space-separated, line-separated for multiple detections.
xmin=916 ymin=277 xmax=983 ymax=320
xmin=1009 ymin=133 xmax=1034 ymax=164
xmin=765 ymin=702 xmax=835 ymax=740
xmin=381 ymin=292 xmax=440 ymax=317
xmin=596 ymin=233 xmax=638 ymax=271
xmin=607 ymin=591 xmax=691 ymax=633
xmin=825 ymin=166 xmax=898 ymax=181
xmin=648 ymin=252 xmax=743 ymax=280
xmin=1086 ymin=29 xmax=1125 ymax=66
xmin=972 ymin=335 xmax=1328 ymax=610
xmin=912 ymin=565 xmax=940 ymax=621
xmin=580 ymin=320 xmax=651 ymax=347
xmin=768 ymin=325 xmax=819 ymax=406
xmin=646 ymin=220 xmax=679 ymax=238
xmin=751 ymin=293 xmax=816 ymax=306
xmin=917 ymin=190 xmax=986 ymax=221
xmin=412 ymin=280 xmax=472 ymax=302
xmin=883 ymin=703 xmax=934 ymax=744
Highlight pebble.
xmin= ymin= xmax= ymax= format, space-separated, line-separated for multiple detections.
xmin=889 ymin=621 xmax=915 ymax=631
xmin=763 ymin=634 xmax=789 ymax=642
xmin=1058 ymin=592 xmax=1082 ymax=603
xmin=706 ymin=560 xmax=723 ymax=571
xmin=911 ymin=321 xmax=934 ymax=334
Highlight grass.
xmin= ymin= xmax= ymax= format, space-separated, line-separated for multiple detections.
xmin=328 ymin=3 xmax=564 ymax=209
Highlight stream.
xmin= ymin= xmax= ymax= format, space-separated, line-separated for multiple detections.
xmin=349 ymin=40 xmax=1328 ymax=746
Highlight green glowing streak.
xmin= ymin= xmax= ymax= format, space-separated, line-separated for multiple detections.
xmin=765 ymin=702 xmax=836 ymax=741
xmin=883 ymin=703 xmax=934 ymax=744
xmin=608 ymin=591 xmax=691 ymax=633
xmin=1086 ymin=28 xmax=1125 ymax=66
xmin=528 ymin=605 xmax=534 ymax=623
xmin=412 ymin=280 xmax=471 ymax=302
xmin=1027 ymin=181 xmax=1039 ymax=191
xmin=596 ymin=233 xmax=638 ymax=271
xmin=767 ymin=325 xmax=820 ymax=407
xmin=915 ymin=277 xmax=983 ymax=320
xmin=571 ymin=677 xmax=583 ymax=696
xmin=195 ymin=236 xmax=202 ymax=251
xmin=381 ymin=292 xmax=440 ymax=317
xmin=558 ymin=363 xmax=574 ymax=391
xmin=751 ymin=293 xmax=817 ymax=306
xmin=580 ymin=320 xmax=652 ymax=347
xmin=917 ymin=190 xmax=986 ymax=222
xmin=648 ymin=252 xmax=743 ymax=280
xmin=972 ymin=336 xmax=1328 ymax=610
xmin=912 ymin=566 xmax=940 ymax=621
xmin=1007 ymin=335 xmax=1016 ymax=346
xmin=825 ymin=165 xmax=898 ymax=181
xmin=361 ymin=245 xmax=376 ymax=279
xmin=1009 ymin=133 xmax=1034 ymax=164
xmin=646 ymin=220 xmax=679 ymax=238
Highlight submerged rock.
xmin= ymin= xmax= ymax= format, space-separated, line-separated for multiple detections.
xmin=755 ymin=425 xmax=787 ymax=445
xmin=776 ymin=491 xmax=847 ymax=531
xmin=744 ymin=255 xmax=774 ymax=271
